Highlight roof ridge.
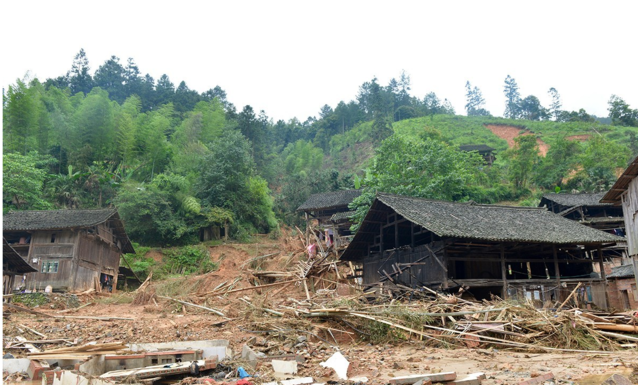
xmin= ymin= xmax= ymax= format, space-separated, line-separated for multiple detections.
xmin=7 ymin=208 xmax=117 ymax=214
xmin=377 ymin=193 xmax=544 ymax=210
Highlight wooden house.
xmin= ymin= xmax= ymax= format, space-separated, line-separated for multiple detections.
xmin=539 ymin=193 xmax=625 ymax=233
xmin=3 ymin=238 xmax=37 ymax=296
xmin=3 ymin=209 xmax=135 ymax=292
xmin=459 ymin=144 xmax=496 ymax=165
xmin=539 ymin=192 xmax=626 ymax=259
xmin=601 ymin=155 xmax=638 ymax=297
xmin=341 ymin=193 xmax=622 ymax=308
xmin=297 ymin=189 xmax=362 ymax=249
xmin=606 ymin=264 xmax=637 ymax=310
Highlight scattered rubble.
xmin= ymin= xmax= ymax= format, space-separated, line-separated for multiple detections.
xmin=3 ymin=232 xmax=638 ymax=385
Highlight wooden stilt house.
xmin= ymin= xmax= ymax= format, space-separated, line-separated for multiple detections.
xmin=3 ymin=209 xmax=135 ymax=292
xmin=539 ymin=192 xmax=627 ymax=259
xmin=297 ymin=189 xmax=362 ymax=250
xmin=341 ymin=193 xmax=623 ymax=308
xmin=3 ymin=238 xmax=37 ymax=297
xmin=601 ymin=155 xmax=638 ymax=305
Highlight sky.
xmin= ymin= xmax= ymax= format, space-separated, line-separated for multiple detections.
xmin=2 ymin=1 xmax=637 ymax=122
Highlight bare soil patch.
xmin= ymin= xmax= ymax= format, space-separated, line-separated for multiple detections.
xmin=566 ymin=134 xmax=592 ymax=142
xmin=485 ymin=124 xmax=549 ymax=156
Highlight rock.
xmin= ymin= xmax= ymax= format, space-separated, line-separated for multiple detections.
xmin=297 ymin=336 xmax=307 ymax=343
xmin=601 ymin=374 xmax=633 ymax=385
xmin=3 ymin=353 xmax=15 ymax=359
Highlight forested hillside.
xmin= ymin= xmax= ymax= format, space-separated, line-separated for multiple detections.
xmin=4 ymin=50 xmax=638 ymax=247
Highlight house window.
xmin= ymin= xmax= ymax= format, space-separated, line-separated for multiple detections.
xmin=151 ymin=358 xmax=158 ymax=365
xmin=41 ymin=261 xmax=59 ymax=273
xmin=161 ymin=358 xmax=172 ymax=364
xmin=51 ymin=234 xmax=56 ymax=243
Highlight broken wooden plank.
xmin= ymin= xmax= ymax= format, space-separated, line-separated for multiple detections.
xmin=222 ymin=279 xmax=304 ymax=294
xmin=19 ymin=324 xmax=47 ymax=339
xmin=389 ymin=372 xmax=457 ymax=384
xmin=158 ymin=296 xmax=225 ymax=317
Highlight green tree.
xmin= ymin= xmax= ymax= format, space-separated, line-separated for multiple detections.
xmin=505 ymin=135 xmax=540 ymax=190
xmin=70 ymin=88 xmax=116 ymax=168
xmin=3 ymin=152 xmax=53 ymax=211
xmin=349 ymin=135 xmax=483 ymax=228
xmin=94 ymin=55 xmax=126 ymax=103
xmin=519 ymin=95 xmax=548 ymax=121
xmin=503 ymin=75 xmax=521 ymax=119
xmin=608 ymin=95 xmax=638 ymax=127
xmin=534 ymin=136 xmax=582 ymax=189
xmin=465 ymin=81 xmax=490 ymax=116
xmin=548 ymin=87 xmax=562 ymax=121
xmin=69 ymin=49 xmax=94 ymax=95
xmin=568 ymin=136 xmax=631 ymax=191
xmin=196 ymin=130 xmax=275 ymax=235
xmin=3 ymin=78 xmax=38 ymax=154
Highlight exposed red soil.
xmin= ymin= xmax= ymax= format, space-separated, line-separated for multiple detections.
xmin=566 ymin=134 xmax=592 ymax=142
xmin=485 ymin=125 xmax=549 ymax=157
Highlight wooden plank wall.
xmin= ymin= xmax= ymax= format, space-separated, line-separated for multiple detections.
xmin=75 ymin=233 xmax=120 ymax=291
xmin=26 ymin=231 xmax=77 ymax=291
xmin=362 ymin=243 xmax=446 ymax=286
xmin=622 ymin=177 xmax=638 ymax=257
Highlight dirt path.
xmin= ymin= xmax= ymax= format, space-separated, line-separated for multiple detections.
xmin=485 ymin=124 xmax=549 ymax=156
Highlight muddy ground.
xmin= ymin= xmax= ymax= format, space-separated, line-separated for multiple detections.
xmin=3 ymin=236 xmax=637 ymax=384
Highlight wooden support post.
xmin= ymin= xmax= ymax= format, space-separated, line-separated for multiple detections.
xmin=442 ymin=242 xmax=449 ymax=289
xmin=395 ymin=220 xmax=399 ymax=249
xmin=410 ymin=222 xmax=414 ymax=248
xmin=500 ymin=244 xmax=507 ymax=299
xmin=380 ymin=221 xmax=384 ymax=259
xmin=553 ymin=245 xmax=561 ymax=290
xmin=304 ymin=212 xmax=309 ymax=246
xmin=598 ymin=247 xmax=609 ymax=310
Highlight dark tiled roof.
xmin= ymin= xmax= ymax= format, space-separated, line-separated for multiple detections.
xmin=4 ymin=209 xmax=118 ymax=230
xmin=3 ymin=209 xmax=135 ymax=254
xmin=459 ymin=144 xmax=495 ymax=153
xmin=607 ymin=264 xmax=635 ymax=279
xmin=330 ymin=211 xmax=355 ymax=222
xmin=540 ymin=193 xmax=610 ymax=208
xmin=601 ymin=155 xmax=638 ymax=203
xmin=342 ymin=193 xmax=622 ymax=261
xmin=3 ymin=238 xmax=36 ymax=274
xmin=297 ymin=190 xmax=362 ymax=211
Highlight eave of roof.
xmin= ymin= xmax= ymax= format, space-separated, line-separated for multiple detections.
xmin=342 ymin=193 xmax=623 ymax=261
xmin=540 ymin=193 xmax=610 ymax=208
xmin=3 ymin=209 xmax=135 ymax=254
xmin=3 ymin=238 xmax=37 ymax=274
xmin=601 ymin=155 xmax=638 ymax=203
xmin=607 ymin=264 xmax=635 ymax=279
xmin=297 ymin=190 xmax=362 ymax=211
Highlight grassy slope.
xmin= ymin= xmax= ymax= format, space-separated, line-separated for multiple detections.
xmin=325 ymin=114 xmax=638 ymax=189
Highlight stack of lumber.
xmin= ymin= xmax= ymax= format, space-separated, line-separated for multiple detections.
xmin=27 ymin=342 xmax=128 ymax=360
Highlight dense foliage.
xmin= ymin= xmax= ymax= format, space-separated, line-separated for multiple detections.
xmin=3 ymin=50 xmax=638 ymax=248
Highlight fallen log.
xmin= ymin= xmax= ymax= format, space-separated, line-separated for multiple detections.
xmin=593 ymin=324 xmax=638 ymax=333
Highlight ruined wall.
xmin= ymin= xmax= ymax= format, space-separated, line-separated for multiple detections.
xmin=608 ymin=279 xmax=638 ymax=310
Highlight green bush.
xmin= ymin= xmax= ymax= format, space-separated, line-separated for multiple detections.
xmin=162 ymin=245 xmax=217 ymax=275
